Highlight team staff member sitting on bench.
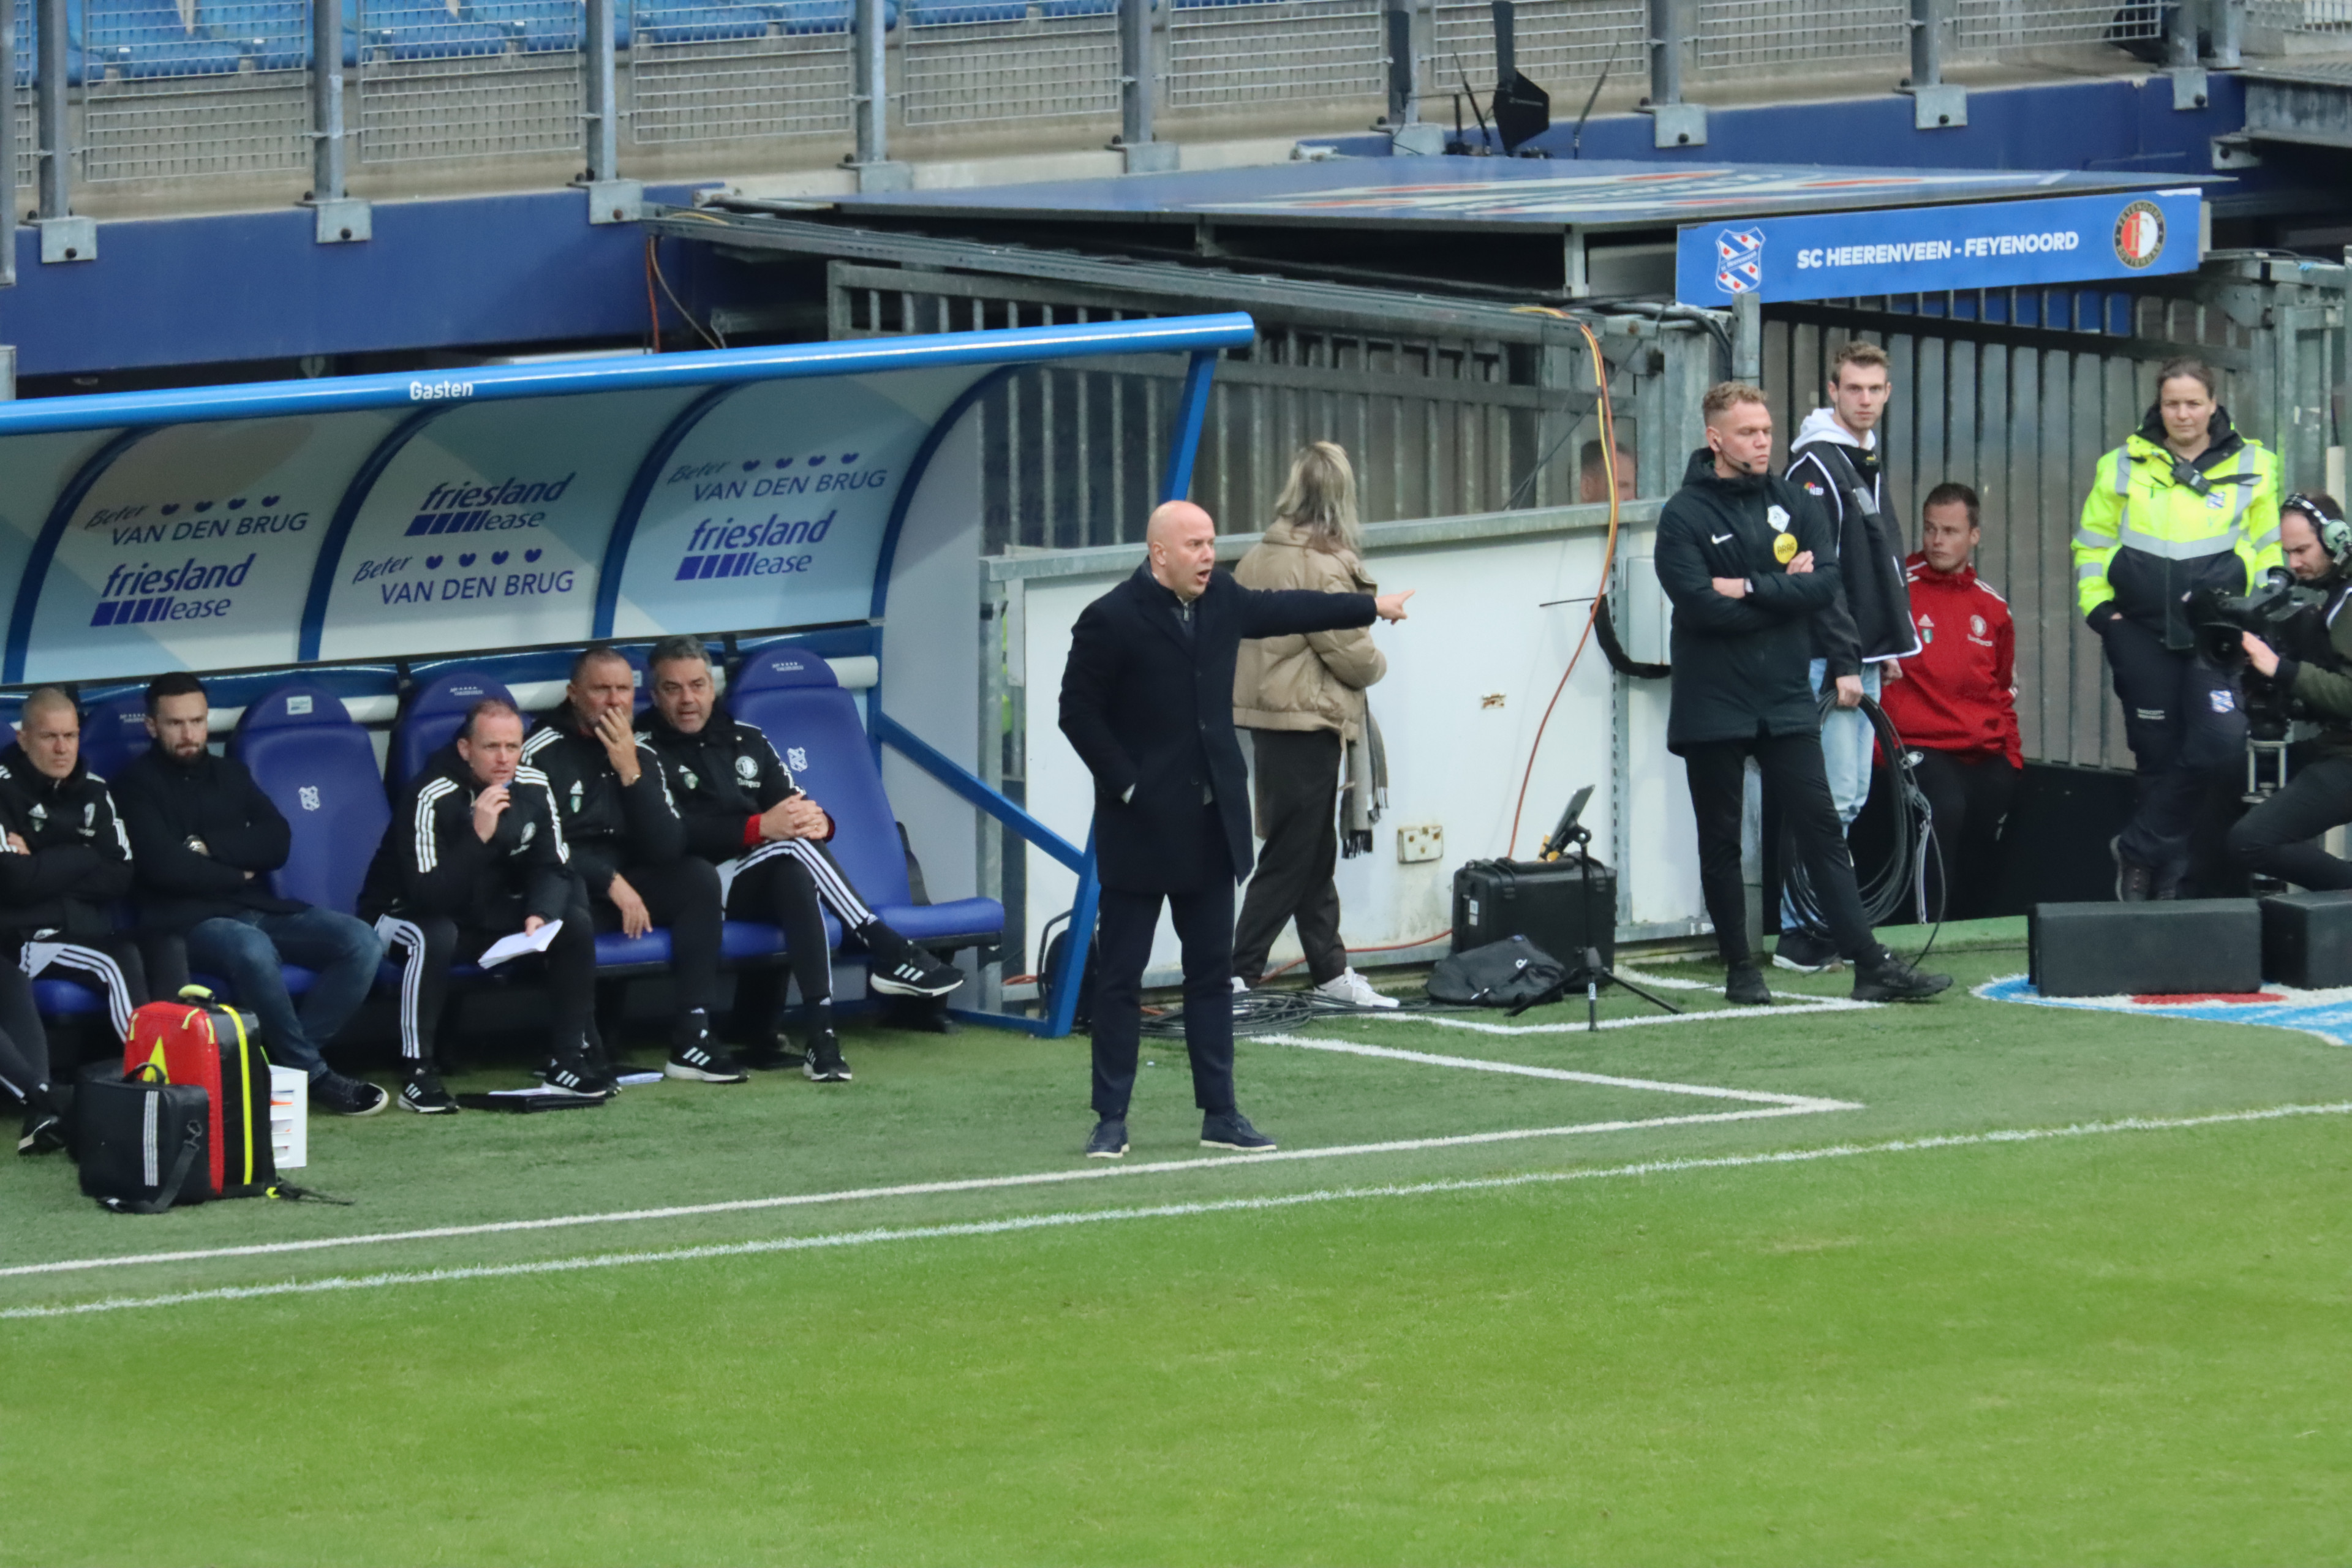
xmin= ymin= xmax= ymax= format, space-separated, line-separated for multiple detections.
xmin=0 ymin=687 xmax=149 ymax=1044
xmin=116 ymin=673 xmax=390 ymax=1117
xmin=2228 ymin=494 xmax=2352 ymax=889
xmin=360 ymin=696 xmax=609 ymax=1112
xmin=638 ymin=636 xmax=963 ymax=1084
xmin=522 ymin=646 xmax=744 ymax=1085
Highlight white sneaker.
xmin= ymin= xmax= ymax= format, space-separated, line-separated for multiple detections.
xmin=1313 ymin=968 xmax=1400 ymax=1009
xmin=1231 ymin=974 xmax=1249 ymax=995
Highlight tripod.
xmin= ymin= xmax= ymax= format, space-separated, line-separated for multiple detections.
xmin=1537 ymin=789 xmax=1680 ymax=1033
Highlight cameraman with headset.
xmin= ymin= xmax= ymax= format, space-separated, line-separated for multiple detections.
xmin=2226 ymin=493 xmax=2352 ymax=889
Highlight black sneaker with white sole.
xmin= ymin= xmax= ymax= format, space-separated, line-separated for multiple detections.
xmin=313 ymin=1072 xmax=390 ymax=1117
xmin=802 ymin=1027 xmax=852 ymax=1083
xmin=666 ymin=1039 xmax=749 ymax=1084
xmin=399 ymin=1069 xmax=459 ymax=1115
xmin=1085 ymin=1117 xmax=1128 ymax=1158
xmin=1771 ymin=927 xmax=1839 ymax=974
xmin=1200 ymin=1110 xmax=1276 ymax=1152
xmin=543 ymin=1055 xmax=617 ymax=1095
xmin=867 ymin=948 xmax=965 ymax=999
xmin=1851 ymin=948 xmax=1953 ymax=1003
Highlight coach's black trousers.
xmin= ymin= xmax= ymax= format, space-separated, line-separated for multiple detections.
xmin=377 ymin=888 xmax=597 ymax=1065
xmin=0 ymin=960 xmax=53 ymax=1110
xmin=1231 ymin=728 xmax=1347 ymax=988
xmin=589 ymin=857 xmax=724 ymax=1016
xmin=1090 ymin=805 xmax=1237 ymax=1120
xmin=1910 ymin=749 xmax=2020 ymax=921
xmin=1685 ymin=732 xmax=1875 ymax=967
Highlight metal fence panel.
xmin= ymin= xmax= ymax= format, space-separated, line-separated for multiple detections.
xmin=1692 ymin=0 xmax=1904 ymax=70
xmin=2249 ymin=0 xmax=2352 ymax=41
xmin=628 ymin=0 xmax=852 ymax=144
xmin=1168 ymin=0 xmax=1385 ymax=108
xmin=81 ymin=0 xmax=311 ymax=183
xmin=1421 ymin=0 xmax=1642 ymax=106
xmin=1951 ymin=0 xmax=2161 ymax=59
xmin=902 ymin=5 xmax=1120 ymax=127
xmin=12 ymin=3 xmax=31 ymax=195
xmin=358 ymin=0 xmax=585 ymax=164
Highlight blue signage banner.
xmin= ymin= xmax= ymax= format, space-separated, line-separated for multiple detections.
xmin=1674 ymin=189 xmax=2201 ymax=306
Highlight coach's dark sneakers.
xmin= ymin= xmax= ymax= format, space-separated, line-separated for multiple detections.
xmin=543 ymin=1055 xmax=617 ymax=1096
xmin=1085 ymin=1117 xmax=1129 ymax=1159
xmin=313 ymin=1072 xmax=389 ymax=1117
xmin=1852 ymin=949 xmax=1951 ymax=1003
xmin=1771 ymin=927 xmax=1839 ymax=974
xmin=665 ymin=1016 xmax=748 ymax=1084
xmin=17 ymin=1110 xmax=64 ymax=1155
xmin=399 ymin=1068 xmax=459 ymax=1115
xmin=1725 ymin=965 xmax=1773 ymax=1006
xmin=2113 ymin=835 xmax=2156 ymax=903
xmin=868 ymin=946 xmax=965 ymax=998
xmin=1201 ymin=1111 xmax=1276 ymax=1152
xmin=802 ymin=1027 xmax=852 ymax=1083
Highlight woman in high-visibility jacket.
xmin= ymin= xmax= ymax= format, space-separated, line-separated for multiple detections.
xmin=2072 ymin=355 xmax=2282 ymax=900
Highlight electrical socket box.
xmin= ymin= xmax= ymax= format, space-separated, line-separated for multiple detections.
xmin=1396 ymin=824 xmax=1443 ymax=863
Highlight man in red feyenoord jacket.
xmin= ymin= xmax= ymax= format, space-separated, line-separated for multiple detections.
xmin=1878 ymin=482 xmax=2024 ymax=920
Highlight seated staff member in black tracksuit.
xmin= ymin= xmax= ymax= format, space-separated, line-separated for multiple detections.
xmin=0 ymin=686 xmax=149 ymax=1044
xmin=358 ymin=696 xmax=608 ymax=1112
xmin=521 ymin=646 xmax=744 ymax=1085
xmin=1654 ymin=383 xmax=1950 ymax=1008
xmin=636 ymin=636 xmax=963 ymax=1084
xmin=2228 ymin=493 xmax=2352 ymax=888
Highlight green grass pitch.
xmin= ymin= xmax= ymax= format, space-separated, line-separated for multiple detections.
xmin=2 ymin=921 xmax=2347 ymax=1566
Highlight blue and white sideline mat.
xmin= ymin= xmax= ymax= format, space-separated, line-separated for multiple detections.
xmin=1977 ymin=974 xmax=2352 ymax=1047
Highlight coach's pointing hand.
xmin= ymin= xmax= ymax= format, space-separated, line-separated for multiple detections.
xmin=1376 ymin=589 xmax=1415 ymax=622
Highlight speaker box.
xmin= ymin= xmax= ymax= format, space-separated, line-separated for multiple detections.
xmin=2028 ymin=900 xmax=2263 ymax=998
xmin=2258 ymin=891 xmax=2352 ymax=988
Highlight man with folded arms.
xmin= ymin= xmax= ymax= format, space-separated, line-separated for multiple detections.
xmin=115 ymin=671 xmax=388 ymax=1116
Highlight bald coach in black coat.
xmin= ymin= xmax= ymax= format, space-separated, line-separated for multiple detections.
xmin=1059 ymin=499 xmax=1412 ymax=1159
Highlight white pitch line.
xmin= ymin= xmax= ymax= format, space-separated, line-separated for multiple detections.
xmin=0 ymin=1105 xmax=1845 ymax=1281
xmin=1387 ymin=995 xmax=1880 ymax=1035
xmin=10 ymin=1101 xmax=2344 ymax=1322
xmin=1254 ymin=1033 xmax=1852 ymax=1109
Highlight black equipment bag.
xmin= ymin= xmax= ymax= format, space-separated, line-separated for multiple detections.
xmin=1038 ymin=911 xmax=1099 ymax=1030
xmin=1427 ymin=935 xmax=1570 ymax=1011
xmin=75 ymin=1064 xmax=211 ymax=1215
xmin=1451 ymin=856 xmax=1616 ymax=979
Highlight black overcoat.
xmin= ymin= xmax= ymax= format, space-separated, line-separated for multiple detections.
xmin=1060 ymin=564 xmax=1376 ymax=893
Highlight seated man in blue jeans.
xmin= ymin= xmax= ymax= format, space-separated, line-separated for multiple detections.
xmin=114 ymin=673 xmax=389 ymax=1117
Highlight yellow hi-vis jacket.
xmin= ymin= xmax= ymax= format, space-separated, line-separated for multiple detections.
xmin=2073 ymin=424 xmax=2282 ymax=650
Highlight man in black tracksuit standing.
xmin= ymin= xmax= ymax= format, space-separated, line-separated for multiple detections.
xmin=522 ymin=646 xmax=742 ymax=1085
xmin=638 ymin=636 xmax=963 ymax=1085
xmin=1655 ymin=383 xmax=1948 ymax=1006
xmin=359 ymin=696 xmax=607 ymax=1111
xmin=0 ymin=687 xmax=149 ymax=1044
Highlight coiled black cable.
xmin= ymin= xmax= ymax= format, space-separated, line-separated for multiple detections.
xmin=1779 ymin=690 xmax=1936 ymax=930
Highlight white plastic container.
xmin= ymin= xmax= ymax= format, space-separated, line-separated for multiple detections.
xmin=269 ymin=1065 xmax=307 ymax=1170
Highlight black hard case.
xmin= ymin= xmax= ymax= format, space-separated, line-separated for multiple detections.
xmin=2027 ymin=899 xmax=2263 ymax=997
xmin=1451 ymin=856 xmax=1616 ymax=977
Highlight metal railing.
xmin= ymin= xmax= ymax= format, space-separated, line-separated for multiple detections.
xmin=0 ymin=0 xmax=2334 ymax=219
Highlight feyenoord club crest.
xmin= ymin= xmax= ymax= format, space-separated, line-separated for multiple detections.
xmin=2113 ymin=201 xmax=2166 ymax=270
xmin=1713 ymin=227 xmax=1765 ymax=295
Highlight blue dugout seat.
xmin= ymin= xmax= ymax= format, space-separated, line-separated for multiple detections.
xmin=77 ymin=691 xmax=154 ymax=784
xmin=727 ymin=646 xmax=1002 ymax=951
xmin=389 ymin=669 xmax=525 ymax=787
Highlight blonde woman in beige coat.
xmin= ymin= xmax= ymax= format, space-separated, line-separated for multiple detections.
xmin=1230 ymin=442 xmax=1398 ymax=1006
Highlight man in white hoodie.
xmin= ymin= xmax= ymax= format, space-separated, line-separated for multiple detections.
xmin=1774 ymin=341 xmax=1921 ymax=971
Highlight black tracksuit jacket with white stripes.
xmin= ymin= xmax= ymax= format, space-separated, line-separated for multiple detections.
xmin=519 ymin=706 xmax=686 ymax=897
xmin=357 ymin=747 xmax=576 ymax=929
xmin=636 ymin=703 xmax=830 ymax=865
xmin=0 ymin=743 xmax=134 ymax=939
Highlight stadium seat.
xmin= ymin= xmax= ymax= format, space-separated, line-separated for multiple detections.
xmin=79 ymin=0 xmax=253 ymax=78
xmin=389 ymin=669 xmax=525 ymax=787
xmin=77 ymin=691 xmax=154 ymax=783
xmin=229 ymin=682 xmax=391 ymax=919
xmin=358 ymin=0 xmax=516 ymax=58
xmin=1036 ymin=0 xmax=1116 ymax=17
xmin=634 ymin=0 xmax=770 ymax=42
xmin=902 ymin=0 xmax=1024 ymax=25
xmin=727 ymin=646 xmax=1002 ymax=950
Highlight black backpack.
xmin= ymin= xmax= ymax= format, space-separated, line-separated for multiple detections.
xmin=1426 ymin=935 xmax=1570 ymax=1014
xmin=75 ymin=1064 xmax=211 ymax=1215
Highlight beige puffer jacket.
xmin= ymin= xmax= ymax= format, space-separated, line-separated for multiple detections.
xmin=1232 ymin=519 xmax=1385 ymax=735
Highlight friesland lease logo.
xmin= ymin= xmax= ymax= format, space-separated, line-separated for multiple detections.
xmin=405 ymin=475 xmax=573 ymax=537
xmin=89 ymin=554 xmax=257 ymax=627
xmin=1714 ymin=228 xmax=1765 ymax=295
xmin=2114 ymin=201 xmax=2166 ymax=270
